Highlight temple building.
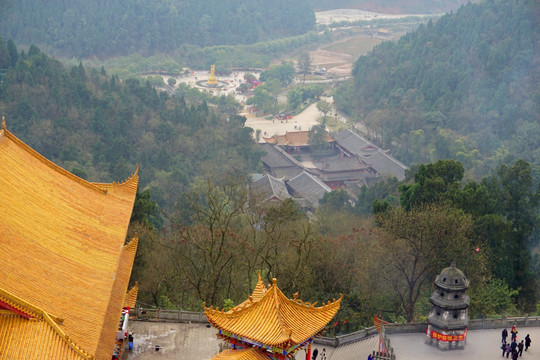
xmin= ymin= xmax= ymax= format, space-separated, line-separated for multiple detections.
xmin=425 ymin=262 xmax=470 ymax=350
xmin=205 ymin=273 xmax=341 ymax=359
xmin=0 ymin=118 xmax=139 ymax=359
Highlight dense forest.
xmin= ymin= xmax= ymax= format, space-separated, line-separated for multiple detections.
xmin=335 ymin=0 xmax=540 ymax=181
xmin=0 ymin=0 xmax=315 ymax=59
xmin=0 ymin=38 xmax=262 ymax=217
xmin=129 ymin=157 xmax=539 ymax=326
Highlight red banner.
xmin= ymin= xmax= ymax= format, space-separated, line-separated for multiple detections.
xmin=428 ymin=328 xmax=467 ymax=342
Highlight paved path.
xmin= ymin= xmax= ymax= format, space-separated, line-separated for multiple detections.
xmin=244 ymin=97 xmax=335 ymax=140
xmin=127 ymin=321 xmax=219 ymax=360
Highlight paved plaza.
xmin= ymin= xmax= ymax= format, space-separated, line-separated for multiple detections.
xmin=389 ymin=327 xmax=540 ymax=360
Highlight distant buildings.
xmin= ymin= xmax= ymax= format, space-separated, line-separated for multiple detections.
xmin=255 ymin=128 xmax=408 ymax=210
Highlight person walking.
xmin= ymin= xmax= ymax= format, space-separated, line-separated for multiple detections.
xmin=517 ymin=340 xmax=524 ymax=356
xmin=501 ymin=342 xmax=507 ymax=357
xmin=511 ymin=340 xmax=517 ymax=354
xmin=320 ymin=348 xmax=326 ymax=360
xmin=502 ymin=328 xmax=508 ymax=343
xmin=312 ymin=348 xmax=318 ymax=360
xmin=506 ymin=343 xmax=511 ymax=358
xmin=511 ymin=349 xmax=518 ymax=360
xmin=525 ymin=334 xmax=531 ymax=351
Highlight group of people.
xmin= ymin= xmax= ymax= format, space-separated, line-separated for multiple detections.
xmin=501 ymin=325 xmax=532 ymax=359
xmin=311 ymin=347 xmax=326 ymax=360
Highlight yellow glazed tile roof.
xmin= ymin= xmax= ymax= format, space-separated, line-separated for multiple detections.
xmin=0 ymin=288 xmax=90 ymax=359
xmin=211 ymin=348 xmax=271 ymax=360
xmin=0 ymin=123 xmax=138 ymax=359
xmin=124 ymin=282 xmax=139 ymax=309
xmin=205 ymin=278 xmax=341 ymax=349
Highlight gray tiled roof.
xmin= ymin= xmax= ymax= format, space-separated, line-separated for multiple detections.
xmin=260 ymin=143 xmax=300 ymax=168
xmin=361 ymin=150 xmax=408 ymax=181
xmin=333 ymin=129 xmax=408 ymax=181
xmin=252 ymin=174 xmax=291 ymax=201
xmin=271 ymin=167 xmax=304 ymax=180
xmin=333 ymin=129 xmax=374 ymax=155
xmin=286 ymin=171 xmax=332 ymax=208
xmin=313 ymin=156 xmax=371 ymax=173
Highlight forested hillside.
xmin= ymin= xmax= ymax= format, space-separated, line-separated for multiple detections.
xmin=335 ymin=0 xmax=539 ymax=180
xmin=0 ymin=0 xmax=315 ymax=59
xmin=0 ymin=39 xmax=262 ymax=217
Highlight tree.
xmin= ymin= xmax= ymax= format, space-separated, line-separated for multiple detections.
xmin=259 ymin=62 xmax=296 ymax=87
xmin=166 ymin=177 xmax=248 ymax=305
xmin=131 ymin=188 xmax=162 ymax=230
xmin=372 ymin=204 xmax=487 ymax=322
xmin=217 ymin=94 xmax=242 ymax=119
xmin=308 ymin=123 xmax=328 ymax=149
xmin=316 ymin=100 xmax=333 ymax=123
xmin=298 ymin=52 xmax=311 ymax=84
xmin=399 ymin=159 xmax=464 ymax=210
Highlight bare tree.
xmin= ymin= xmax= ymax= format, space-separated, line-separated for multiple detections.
xmin=298 ymin=52 xmax=311 ymax=84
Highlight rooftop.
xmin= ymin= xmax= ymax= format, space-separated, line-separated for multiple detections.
xmin=0 ymin=122 xmax=138 ymax=359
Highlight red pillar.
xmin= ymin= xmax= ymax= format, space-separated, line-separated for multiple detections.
xmin=306 ymin=342 xmax=311 ymax=360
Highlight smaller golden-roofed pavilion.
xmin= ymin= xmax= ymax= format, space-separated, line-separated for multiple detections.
xmin=205 ymin=273 xmax=341 ymax=360
xmin=0 ymin=118 xmax=139 ymax=359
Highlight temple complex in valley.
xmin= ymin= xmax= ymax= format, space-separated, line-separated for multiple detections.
xmin=0 ymin=118 xmax=139 ymax=359
xmin=204 ymin=273 xmax=342 ymax=359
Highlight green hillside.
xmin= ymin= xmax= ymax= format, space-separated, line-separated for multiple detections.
xmin=0 ymin=0 xmax=315 ymax=59
xmin=335 ymin=0 xmax=539 ymax=180
xmin=0 ymin=39 xmax=262 ymax=216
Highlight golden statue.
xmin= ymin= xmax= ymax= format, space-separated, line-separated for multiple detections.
xmin=207 ymin=65 xmax=218 ymax=85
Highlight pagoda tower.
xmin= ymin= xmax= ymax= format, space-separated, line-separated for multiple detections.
xmin=426 ymin=262 xmax=470 ymax=350
xmin=205 ymin=273 xmax=341 ymax=359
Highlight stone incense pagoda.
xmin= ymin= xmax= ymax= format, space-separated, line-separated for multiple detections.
xmin=205 ymin=273 xmax=341 ymax=359
xmin=426 ymin=262 xmax=470 ymax=350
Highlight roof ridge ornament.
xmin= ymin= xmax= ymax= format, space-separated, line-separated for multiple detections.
xmin=2 ymin=116 xmax=5 ymax=130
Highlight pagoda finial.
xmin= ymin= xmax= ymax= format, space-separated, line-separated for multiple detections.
xmin=2 ymin=116 xmax=5 ymax=130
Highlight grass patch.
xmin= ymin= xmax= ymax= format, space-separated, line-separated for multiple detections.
xmin=323 ymin=36 xmax=383 ymax=58
xmin=321 ymin=115 xmax=349 ymax=132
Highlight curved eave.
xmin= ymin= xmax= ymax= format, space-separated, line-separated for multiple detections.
xmin=205 ymin=283 xmax=341 ymax=348
xmin=0 ymin=288 xmax=93 ymax=359
xmin=124 ymin=282 xmax=139 ymax=310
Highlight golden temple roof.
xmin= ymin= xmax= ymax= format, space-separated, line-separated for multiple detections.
xmin=205 ymin=278 xmax=341 ymax=349
xmin=124 ymin=282 xmax=139 ymax=309
xmin=0 ymin=123 xmax=139 ymax=359
xmin=211 ymin=348 xmax=271 ymax=360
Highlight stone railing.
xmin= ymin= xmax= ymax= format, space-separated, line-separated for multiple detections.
xmin=133 ymin=308 xmax=208 ymax=323
xmin=315 ymin=326 xmax=379 ymax=347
